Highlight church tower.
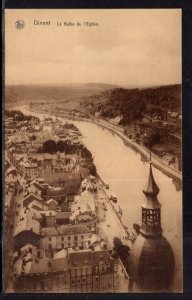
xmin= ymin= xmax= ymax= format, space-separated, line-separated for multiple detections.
xmin=140 ymin=162 xmax=162 ymax=237
xmin=128 ymin=162 xmax=175 ymax=292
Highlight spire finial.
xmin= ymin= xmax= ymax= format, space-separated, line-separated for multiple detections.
xmin=149 ymin=143 xmax=152 ymax=163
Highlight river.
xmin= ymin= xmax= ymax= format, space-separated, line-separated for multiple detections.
xmin=18 ymin=107 xmax=182 ymax=292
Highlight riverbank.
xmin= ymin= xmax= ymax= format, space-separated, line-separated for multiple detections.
xmin=95 ymin=174 xmax=132 ymax=249
xmin=27 ymin=107 xmax=182 ymax=183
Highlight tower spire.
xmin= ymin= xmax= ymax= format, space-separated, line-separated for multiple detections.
xmin=149 ymin=143 xmax=152 ymax=162
xmin=140 ymin=159 xmax=162 ymax=237
xmin=143 ymin=162 xmax=160 ymax=196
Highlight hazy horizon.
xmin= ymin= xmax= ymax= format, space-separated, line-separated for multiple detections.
xmin=5 ymin=82 xmax=181 ymax=88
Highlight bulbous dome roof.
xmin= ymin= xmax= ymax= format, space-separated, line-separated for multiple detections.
xmin=128 ymin=234 xmax=175 ymax=291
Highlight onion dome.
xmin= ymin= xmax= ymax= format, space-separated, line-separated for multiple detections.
xmin=129 ymin=234 xmax=175 ymax=291
xmin=128 ymin=162 xmax=175 ymax=291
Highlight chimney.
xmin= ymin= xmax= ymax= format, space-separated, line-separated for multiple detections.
xmin=48 ymin=260 xmax=52 ymax=270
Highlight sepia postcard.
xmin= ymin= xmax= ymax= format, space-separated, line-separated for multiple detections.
xmin=3 ymin=9 xmax=182 ymax=293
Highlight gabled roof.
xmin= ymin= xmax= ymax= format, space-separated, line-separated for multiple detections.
xmin=13 ymin=210 xmax=40 ymax=236
xmin=68 ymin=250 xmax=93 ymax=267
xmin=23 ymin=192 xmax=42 ymax=204
xmin=46 ymin=198 xmax=58 ymax=205
xmin=6 ymin=166 xmax=17 ymax=175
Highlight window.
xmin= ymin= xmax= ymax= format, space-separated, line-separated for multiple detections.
xmin=101 ymin=266 xmax=105 ymax=273
xmin=61 ymin=243 xmax=64 ymax=248
xmin=81 ymin=235 xmax=84 ymax=239
xmin=61 ymin=237 xmax=64 ymax=241
xmin=82 ymin=277 xmax=86 ymax=284
xmin=77 ymin=277 xmax=81 ymax=284
xmin=142 ymin=208 xmax=147 ymax=224
xmin=68 ymin=236 xmax=71 ymax=240
xmin=71 ymin=269 xmax=76 ymax=276
xmin=62 ymin=278 xmax=66 ymax=285
xmin=57 ymin=277 xmax=60 ymax=287
xmin=49 ymin=237 xmax=51 ymax=241
xmin=95 ymin=276 xmax=99 ymax=282
xmin=74 ymin=236 xmax=78 ymax=241
xmin=114 ymin=263 xmax=118 ymax=271
xmin=77 ymin=268 xmax=81 ymax=276
xmin=71 ymin=277 xmax=76 ymax=285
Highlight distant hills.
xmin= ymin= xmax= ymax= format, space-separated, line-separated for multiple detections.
xmin=5 ymin=83 xmax=119 ymax=104
xmin=78 ymin=84 xmax=182 ymax=125
xmin=5 ymin=83 xmax=181 ymax=126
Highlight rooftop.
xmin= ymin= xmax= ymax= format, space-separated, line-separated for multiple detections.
xmin=57 ymin=224 xmax=91 ymax=236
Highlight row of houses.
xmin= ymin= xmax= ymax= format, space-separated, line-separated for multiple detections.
xmin=5 ymin=110 xmax=129 ymax=293
xmin=13 ymin=244 xmax=119 ymax=293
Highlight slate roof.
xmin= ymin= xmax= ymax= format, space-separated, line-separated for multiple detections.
xmin=15 ymin=257 xmax=69 ymax=276
xmin=14 ymin=210 xmax=40 ymax=236
xmin=57 ymin=224 xmax=91 ymax=236
xmin=29 ymin=257 xmax=69 ymax=274
xmin=41 ymin=227 xmax=58 ymax=236
xmin=68 ymin=250 xmax=93 ymax=267
xmin=68 ymin=249 xmax=112 ymax=268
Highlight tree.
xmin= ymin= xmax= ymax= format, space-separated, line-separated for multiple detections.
xmin=30 ymin=135 xmax=36 ymax=141
xmin=42 ymin=140 xmax=57 ymax=153
xmin=113 ymin=237 xmax=130 ymax=270
xmin=143 ymin=129 xmax=160 ymax=148
xmin=81 ymin=147 xmax=93 ymax=159
xmin=57 ymin=140 xmax=67 ymax=152
xmin=87 ymin=162 xmax=97 ymax=176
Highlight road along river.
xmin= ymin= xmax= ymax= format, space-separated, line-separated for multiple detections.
xmin=18 ymin=106 xmax=182 ymax=292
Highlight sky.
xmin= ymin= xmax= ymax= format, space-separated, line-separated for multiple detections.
xmin=5 ymin=9 xmax=181 ymax=87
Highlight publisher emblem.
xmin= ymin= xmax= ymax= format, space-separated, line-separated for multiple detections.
xmin=15 ymin=20 xmax=25 ymax=30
